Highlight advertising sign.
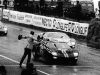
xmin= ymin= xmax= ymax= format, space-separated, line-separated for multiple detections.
xmin=3 ymin=9 xmax=10 ymax=19
xmin=5 ymin=10 xmax=89 ymax=36
xmin=32 ymin=15 xmax=53 ymax=29
xmin=52 ymin=18 xmax=89 ymax=36
xmin=0 ymin=8 xmax=2 ymax=20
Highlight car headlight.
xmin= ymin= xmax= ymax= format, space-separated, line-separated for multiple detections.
xmin=52 ymin=52 xmax=57 ymax=56
xmin=70 ymin=45 xmax=75 ymax=49
xmin=71 ymin=42 xmax=75 ymax=45
xmin=4 ymin=28 xmax=7 ymax=31
xmin=73 ymin=53 xmax=78 ymax=57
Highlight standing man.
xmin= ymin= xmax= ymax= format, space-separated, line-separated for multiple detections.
xmin=75 ymin=1 xmax=82 ymax=21
xmin=95 ymin=8 xmax=99 ymax=18
xmin=19 ymin=31 xmax=35 ymax=68
xmin=4 ymin=0 xmax=7 ymax=9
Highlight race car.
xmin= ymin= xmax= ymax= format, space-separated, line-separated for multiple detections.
xmin=0 ymin=21 xmax=8 ymax=36
xmin=37 ymin=32 xmax=76 ymax=48
xmin=33 ymin=32 xmax=79 ymax=64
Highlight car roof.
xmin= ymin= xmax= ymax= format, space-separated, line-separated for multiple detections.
xmin=46 ymin=41 xmax=71 ymax=50
xmin=43 ymin=32 xmax=70 ymax=38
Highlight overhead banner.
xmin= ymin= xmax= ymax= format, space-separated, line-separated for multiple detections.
xmin=9 ymin=10 xmax=32 ymax=25
xmin=3 ymin=9 xmax=89 ymax=36
xmin=9 ymin=11 xmax=25 ymax=24
xmin=24 ymin=12 xmax=33 ymax=25
xmin=32 ymin=15 xmax=53 ymax=29
xmin=3 ymin=9 xmax=10 ymax=19
xmin=52 ymin=18 xmax=89 ymax=36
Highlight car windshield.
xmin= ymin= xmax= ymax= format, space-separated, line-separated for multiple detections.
xmin=55 ymin=42 xmax=70 ymax=49
xmin=44 ymin=32 xmax=70 ymax=39
xmin=47 ymin=42 xmax=70 ymax=50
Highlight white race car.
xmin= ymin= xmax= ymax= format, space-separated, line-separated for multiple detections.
xmin=0 ymin=21 xmax=8 ymax=36
xmin=37 ymin=32 xmax=76 ymax=48
xmin=33 ymin=32 xmax=78 ymax=64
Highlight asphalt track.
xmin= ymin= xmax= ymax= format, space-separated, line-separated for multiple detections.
xmin=1 ymin=22 xmax=100 ymax=75
xmin=0 ymin=54 xmax=50 ymax=75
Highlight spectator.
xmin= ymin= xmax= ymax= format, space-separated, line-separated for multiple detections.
xmin=0 ymin=65 xmax=7 ymax=75
xmin=57 ymin=2 xmax=63 ymax=17
xmin=4 ymin=0 xmax=7 ymax=9
xmin=95 ymin=8 xmax=99 ymax=19
xmin=44 ymin=4 xmax=48 ymax=15
xmin=75 ymin=1 xmax=82 ymax=21
xmin=35 ymin=4 xmax=39 ymax=14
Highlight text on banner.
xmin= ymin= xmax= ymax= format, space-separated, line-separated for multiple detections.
xmin=52 ymin=19 xmax=89 ymax=36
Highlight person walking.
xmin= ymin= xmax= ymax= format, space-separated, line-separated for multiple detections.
xmin=19 ymin=31 xmax=35 ymax=68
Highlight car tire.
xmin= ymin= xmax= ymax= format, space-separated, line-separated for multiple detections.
xmin=4 ymin=33 xmax=7 ymax=36
xmin=70 ymin=59 xmax=77 ymax=65
xmin=46 ymin=54 xmax=54 ymax=64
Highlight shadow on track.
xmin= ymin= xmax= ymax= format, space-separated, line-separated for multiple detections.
xmin=32 ymin=57 xmax=77 ymax=66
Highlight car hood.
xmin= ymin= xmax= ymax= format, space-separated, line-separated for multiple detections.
xmin=47 ymin=37 xmax=70 ymax=42
xmin=47 ymin=37 xmax=75 ymax=46
xmin=48 ymin=47 xmax=72 ymax=52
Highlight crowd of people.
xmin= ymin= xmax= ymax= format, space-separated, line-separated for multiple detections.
xmin=13 ymin=1 xmax=95 ymax=22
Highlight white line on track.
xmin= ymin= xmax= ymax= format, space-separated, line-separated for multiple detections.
xmin=2 ymin=65 xmax=100 ymax=68
xmin=0 ymin=55 xmax=50 ymax=75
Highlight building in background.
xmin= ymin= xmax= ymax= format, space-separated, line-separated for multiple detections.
xmin=8 ymin=0 xmax=14 ymax=7
xmin=0 ymin=0 xmax=14 ymax=7
xmin=0 ymin=0 xmax=4 ymax=5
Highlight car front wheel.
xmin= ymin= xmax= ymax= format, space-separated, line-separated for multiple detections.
xmin=4 ymin=33 xmax=7 ymax=36
xmin=70 ymin=59 xmax=78 ymax=65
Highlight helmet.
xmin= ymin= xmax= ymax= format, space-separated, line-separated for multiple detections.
xmin=30 ymin=31 xmax=34 ymax=35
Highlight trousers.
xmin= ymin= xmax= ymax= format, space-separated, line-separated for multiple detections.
xmin=19 ymin=48 xmax=31 ymax=66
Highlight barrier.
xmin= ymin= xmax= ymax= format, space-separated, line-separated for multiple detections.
xmin=2 ymin=9 xmax=89 ymax=37
xmin=0 ymin=8 xmax=2 ymax=20
xmin=3 ymin=9 xmax=10 ymax=19
xmin=32 ymin=15 xmax=53 ymax=29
